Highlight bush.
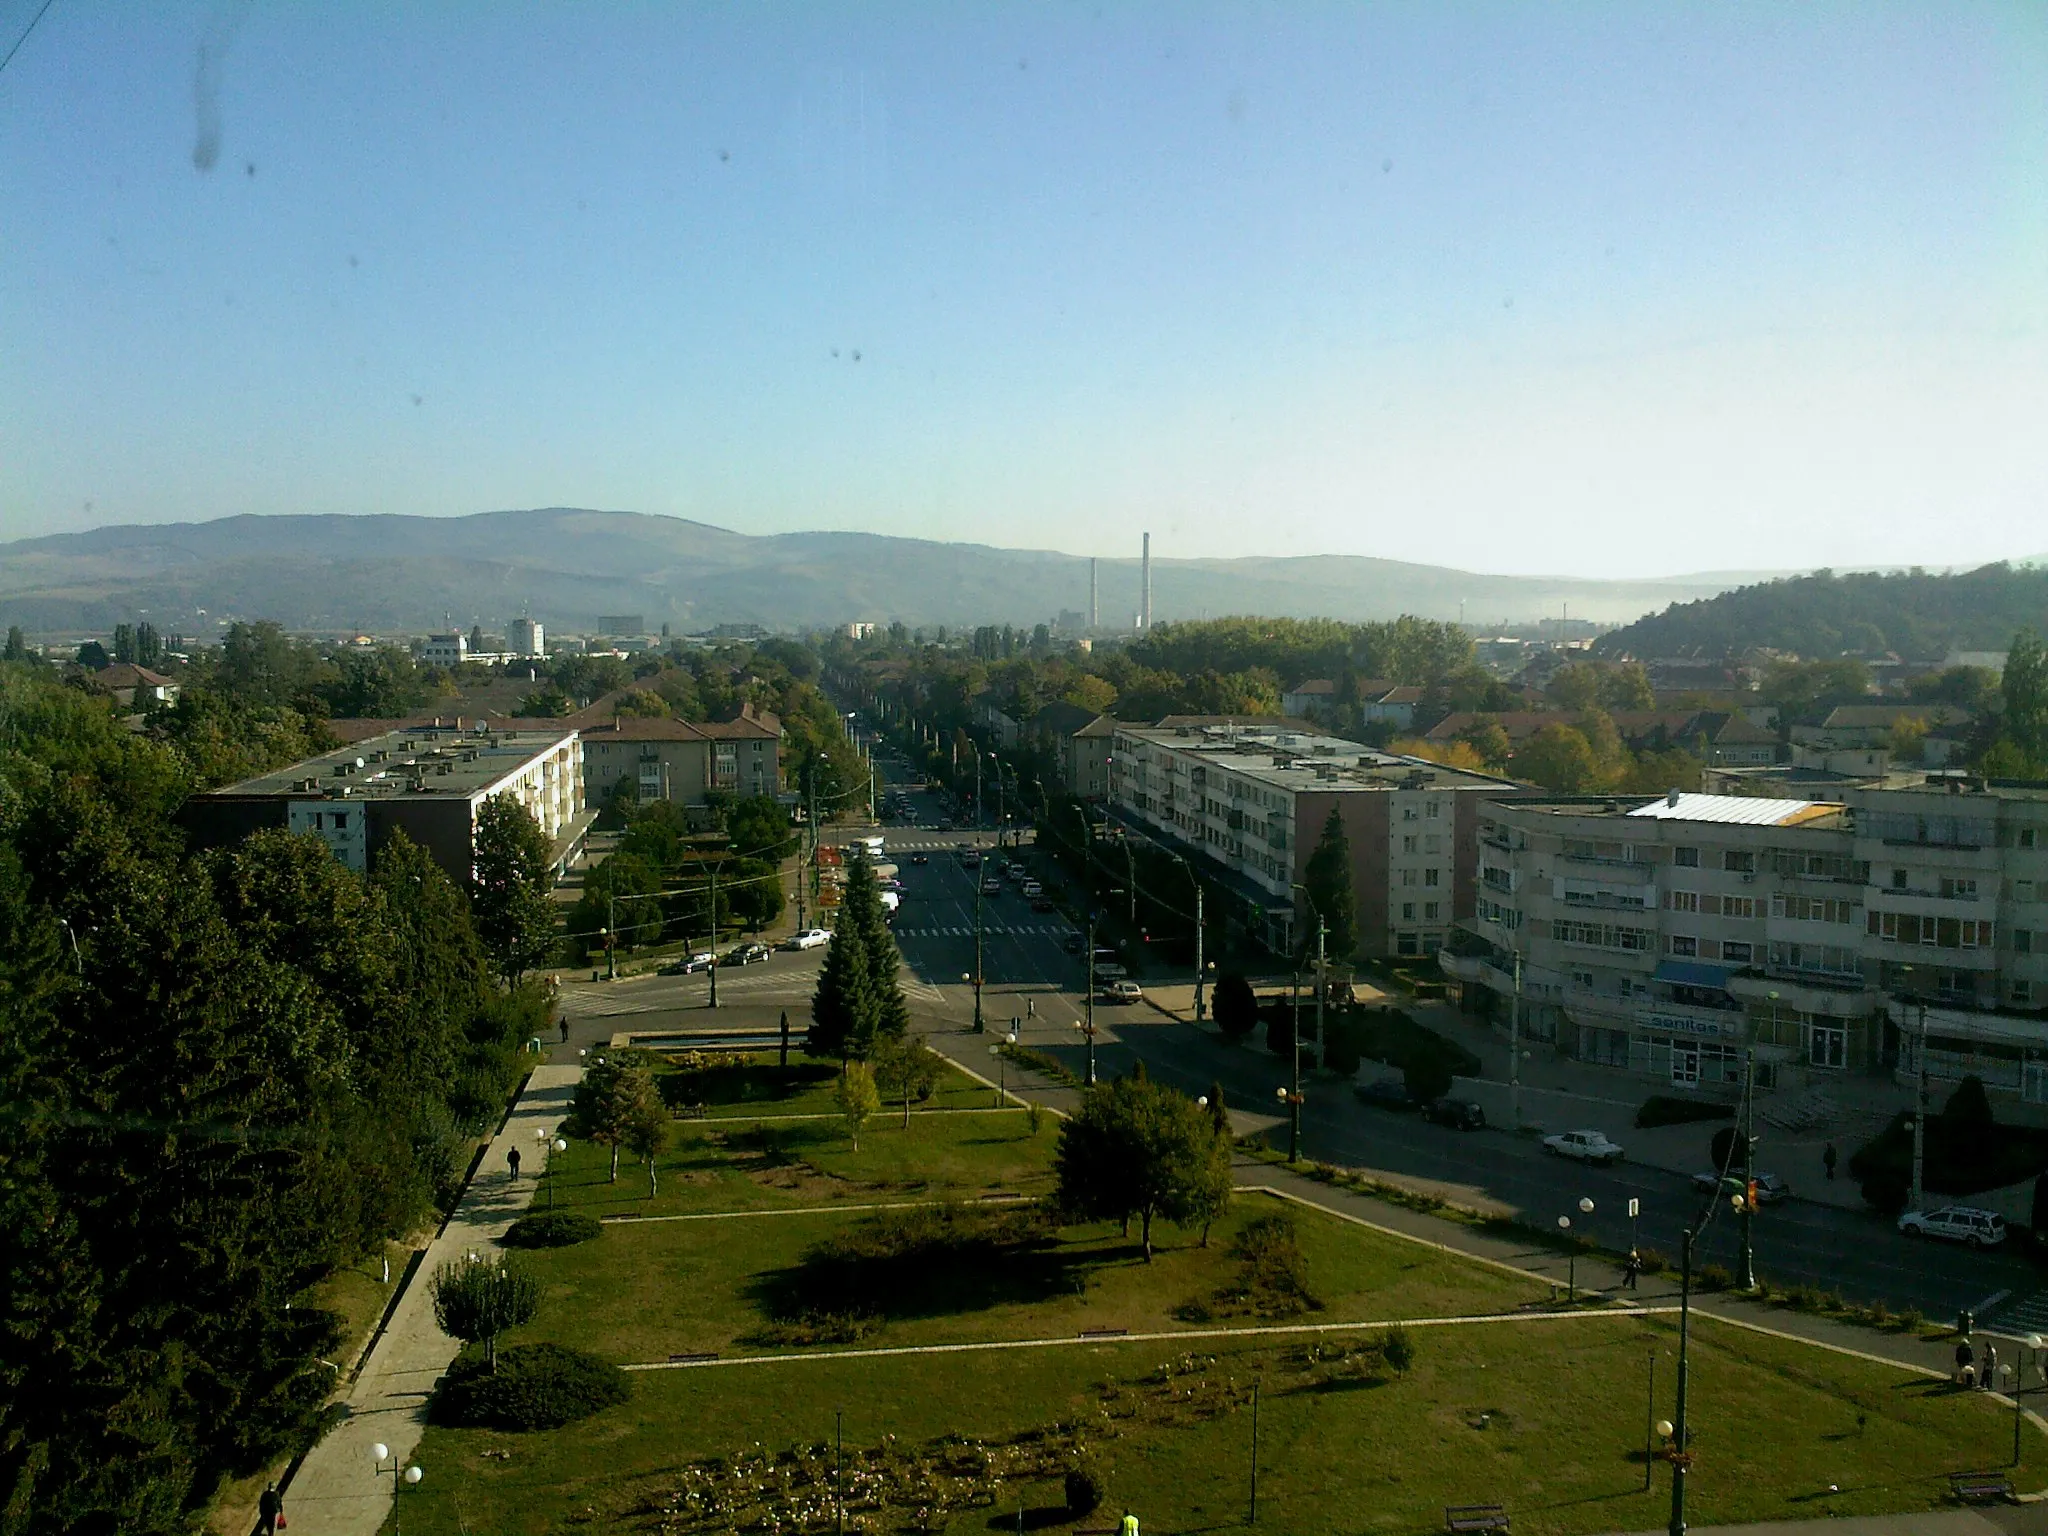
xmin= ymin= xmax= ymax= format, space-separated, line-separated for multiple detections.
xmin=502 ymin=1211 xmax=602 ymax=1249
xmin=1065 ymin=1459 xmax=1105 ymax=1516
xmin=1381 ymin=1325 xmax=1415 ymax=1373
xmin=1404 ymin=1056 xmax=1454 ymax=1105
xmin=431 ymin=1343 xmax=629 ymax=1430
xmin=1212 ymin=973 xmax=1258 ymax=1039
xmin=1697 ymin=1262 xmax=1733 ymax=1291
xmin=1635 ymin=1247 xmax=1668 ymax=1275
xmin=1636 ymin=1095 xmax=1735 ymax=1130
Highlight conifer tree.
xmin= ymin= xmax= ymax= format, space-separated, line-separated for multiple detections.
xmin=1300 ymin=806 xmax=1359 ymax=963
xmin=808 ymin=850 xmax=908 ymax=1059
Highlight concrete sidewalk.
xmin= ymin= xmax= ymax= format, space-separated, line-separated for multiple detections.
xmin=283 ymin=1063 xmax=580 ymax=1536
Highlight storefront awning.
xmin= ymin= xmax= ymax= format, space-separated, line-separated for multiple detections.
xmin=1652 ymin=959 xmax=1741 ymax=990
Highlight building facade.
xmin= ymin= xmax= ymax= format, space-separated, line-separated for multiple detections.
xmin=1108 ymin=719 xmax=1523 ymax=960
xmin=417 ymin=633 xmax=468 ymax=669
xmin=509 ymin=617 xmax=545 ymax=658
xmin=1445 ymin=783 xmax=2048 ymax=1114
xmin=577 ymin=704 xmax=782 ymax=812
xmin=184 ymin=725 xmax=584 ymax=884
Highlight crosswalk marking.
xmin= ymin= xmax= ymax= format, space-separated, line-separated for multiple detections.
xmin=1989 ymin=1289 xmax=2048 ymax=1335
xmin=892 ymin=924 xmax=1071 ymax=939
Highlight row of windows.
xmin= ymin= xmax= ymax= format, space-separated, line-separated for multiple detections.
xmin=1398 ymin=867 xmax=1444 ymax=888
xmin=1400 ymin=834 xmax=1445 ymax=855
xmin=1767 ymin=941 xmax=1861 ymax=977
xmin=1866 ymin=910 xmax=1994 ymax=949
xmin=1399 ymin=799 xmax=1445 ymax=822
xmin=1668 ymin=935 xmax=1753 ymax=962
xmin=1400 ymin=901 xmax=1444 ymax=922
xmin=1665 ymin=891 xmax=1759 ymax=919
xmin=1557 ymin=920 xmax=1654 ymax=951
xmin=1772 ymin=894 xmax=1857 ymax=924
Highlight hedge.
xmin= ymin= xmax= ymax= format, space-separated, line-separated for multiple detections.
xmin=431 ymin=1343 xmax=629 ymax=1430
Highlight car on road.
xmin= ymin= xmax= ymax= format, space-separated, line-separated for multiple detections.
xmin=1099 ymin=979 xmax=1143 ymax=1003
xmin=1897 ymin=1206 xmax=2007 ymax=1248
xmin=961 ymin=850 xmax=981 ymax=867
xmin=1423 ymin=1097 xmax=1487 ymax=1131
xmin=785 ymin=928 xmax=832 ymax=950
xmin=980 ymin=878 xmax=1002 ymax=895
xmin=1092 ymin=961 xmax=1128 ymax=981
xmin=723 ymin=942 xmax=771 ymax=967
xmin=1030 ymin=895 xmax=1056 ymax=912
xmin=661 ymin=951 xmax=716 ymax=975
xmin=910 ymin=853 xmax=929 ymax=866
xmin=1354 ymin=1077 xmax=1420 ymax=1112
xmin=1022 ymin=880 xmax=1043 ymax=898
xmin=1690 ymin=1170 xmax=1791 ymax=1205
xmin=1542 ymin=1129 xmax=1625 ymax=1164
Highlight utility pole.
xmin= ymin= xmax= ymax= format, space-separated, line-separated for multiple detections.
xmin=1193 ymin=882 xmax=1206 ymax=1025
xmin=1083 ymin=912 xmax=1098 ymax=1084
xmin=975 ymin=751 xmax=984 ymax=834
xmin=606 ymin=889 xmax=617 ymax=982
xmin=707 ymin=861 xmax=720 ymax=1009
xmin=973 ymin=865 xmax=985 ymax=1032
xmin=1510 ymin=947 xmax=1523 ymax=1129
xmin=1912 ymin=998 xmax=1929 ymax=1214
xmin=1315 ymin=915 xmax=1327 ymax=1054
xmin=1738 ymin=1044 xmax=1756 ymax=1287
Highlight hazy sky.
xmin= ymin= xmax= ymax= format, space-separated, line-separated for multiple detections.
xmin=4 ymin=3 xmax=2044 ymax=577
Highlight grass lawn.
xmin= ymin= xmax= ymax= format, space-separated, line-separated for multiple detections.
xmin=508 ymin=1190 xmax=1542 ymax=1362
xmin=384 ymin=1313 xmax=2037 ymax=1535
xmin=543 ymin=1100 xmax=1058 ymax=1220
xmin=650 ymin=1053 xmax=995 ymax=1119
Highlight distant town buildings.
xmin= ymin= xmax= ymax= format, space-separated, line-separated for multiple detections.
xmin=417 ymin=632 xmax=468 ymax=669
xmin=509 ymin=617 xmax=544 ymax=657
xmin=577 ymin=702 xmax=783 ymax=811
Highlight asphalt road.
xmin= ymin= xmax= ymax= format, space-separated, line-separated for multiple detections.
xmin=561 ymin=765 xmax=2042 ymax=1326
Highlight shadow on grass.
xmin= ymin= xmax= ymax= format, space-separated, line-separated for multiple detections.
xmin=748 ymin=1204 xmax=1120 ymax=1326
xmin=983 ymin=1507 xmax=1076 ymax=1531
xmin=658 ymin=1060 xmax=839 ymax=1110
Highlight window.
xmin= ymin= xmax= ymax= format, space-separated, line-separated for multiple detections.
xmin=1424 ymin=867 xmax=1440 ymax=887
xmin=1669 ymin=935 xmax=1699 ymax=956
xmin=2014 ymin=980 xmax=2034 ymax=1004
xmin=1939 ymin=876 xmax=1979 ymax=900
xmin=1721 ymin=940 xmax=1753 ymax=963
xmin=2018 ymin=930 xmax=2035 ymax=954
xmin=1810 ymin=1024 xmax=1847 ymax=1070
xmin=1559 ymin=920 xmax=1654 ymax=951
xmin=1427 ymin=799 xmax=1442 ymax=818
xmin=2018 ymin=880 xmax=2038 ymax=903
xmin=1402 ymin=902 xmax=1416 ymax=921
xmin=1867 ymin=911 xmax=1995 ymax=949
xmin=1424 ymin=835 xmax=1442 ymax=854
xmin=1400 ymin=869 xmax=1417 ymax=887
xmin=1402 ymin=835 xmax=1418 ymax=854
xmin=1720 ymin=895 xmax=1757 ymax=919
xmin=1424 ymin=901 xmax=1441 ymax=920
xmin=1722 ymin=850 xmax=1755 ymax=874
xmin=1892 ymin=868 xmax=1909 ymax=889
xmin=1666 ymin=890 xmax=1700 ymax=912
xmin=1402 ymin=805 xmax=1419 ymax=821
xmin=1572 ymin=969 xmax=1594 ymax=988
xmin=2021 ymin=829 xmax=2038 ymax=850
xmin=1674 ymin=847 xmax=1699 ymax=867
xmin=1768 ymin=941 xmax=1861 ymax=977
xmin=1397 ymin=932 xmax=1419 ymax=956
xmin=1772 ymin=894 xmax=1856 ymax=924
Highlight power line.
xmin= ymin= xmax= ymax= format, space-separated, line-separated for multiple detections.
xmin=0 ymin=0 xmax=56 ymax=78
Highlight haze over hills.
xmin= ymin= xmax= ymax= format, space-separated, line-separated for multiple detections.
xmin=0 ymin=508 xmax=1791 ymax=637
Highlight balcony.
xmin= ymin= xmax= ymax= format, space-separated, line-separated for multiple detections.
xmin=1562 ymin=852 xmax=1654 ymax=877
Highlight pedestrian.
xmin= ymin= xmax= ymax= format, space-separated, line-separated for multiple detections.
xmin=507 ymin=1147 xmax=521 ymax=1180
xmin=257 ymin=1482 xmax=284 ymax=1535
xmin=1983 ymin=1341 xmax=1999 ymax=1391
xmin=559 ymin=1016 xmax=570 ymax=1044
xmin=1622 ymin=1249 xmax=1641 ymax=1291
xmin=1120 ymin=1512 xmax=1140 ymax=1536
xmin=1956 ymin=1336 xmax=1976 ymax=1388
xmin=1027 ymin=997 xmax=1036 ymax=1019
xmin=1822 ymin=1142 xmax=1837 ymax=1181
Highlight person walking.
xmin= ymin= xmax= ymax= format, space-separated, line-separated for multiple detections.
xmin=1120 ymin=1512 xmax=1139 ymax=1536
xmin=507 ymin=1146 xmax=522 ymax=1181
xmin=1983 ymin=1340 xmax=1999 ymax=1392
xmin=1622 ymin=1249 xmax=1642 ymax=1291
xmin=1822 ymin=1142 xmax=1838 ymax=1182
xmin=559 ymin=1016 xmax=570 ymax=1044
xmin=1956 ymin=1336 xmax=1977 ymax=1388
xmin=256 ymin=1482 xmax=284 ymax=1535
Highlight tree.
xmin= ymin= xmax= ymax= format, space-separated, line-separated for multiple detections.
xmin=75 ymin=639 xmax=109 ymax=670
xmin=572 ymin=1052 xmax=663 ymax=1183
xmin=4 ymin=623 xmax=28 ymax=661
xmin=471 ymin=794 xmax=556 ymax=983
xmin=1054 ymin=1075 xmax=1229 ymax=1260
xmin=1511 ymin=724 xmax=1601 ymax=792
xmin=1300 ymin=806 xmax=1358 ymax=963
xmin=838 ymin=1060 xmax=880 ymax=1151
xmin=623 ymin=1095 xmax=669 ymax=1199
xmin=1404 ymin=1053 xmax=1454 ymax=1105
xmin=2000 ymin=630 xmax=2048 ymax=764
xmin=1212 ymin=973 xmax=1257 ymax=1040
xmin=1455 ymin=720 xmax=1513 ymax=772
xmin=808 ymin=852 xmax=906 ymax=1059
xmin=430 ymin=1255 xmax=541 ymax=1370
xmin=874 ymin=1034 xmax=941 ymax=1128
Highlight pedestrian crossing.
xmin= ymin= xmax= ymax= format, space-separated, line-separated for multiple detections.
xmin=893 ymin=923 xmax=1073 ymax=940
xmin=1989 ymin=1288 xmax=2048 ymax=1336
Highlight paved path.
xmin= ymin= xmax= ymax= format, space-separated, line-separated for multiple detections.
xmin=283 ymin=1063 xmax=580 ymax=1536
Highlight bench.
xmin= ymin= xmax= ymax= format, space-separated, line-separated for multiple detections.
xmin=674 ymin=1103 xmax=707 ymax=1121
xmin=1445 ymin=1505 xmax=1510 ymax=1533
xmin=667 ymin=1351 xmax=720 ymax=1365
xmin=1950 ymin=1473 xmax=2012 ymax=1505
xmin=1078 ymin=1327 xmax=1130 ymax=1339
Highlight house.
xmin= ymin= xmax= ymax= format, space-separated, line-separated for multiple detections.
xmin=1800 ymin=703 xmax=1975 ymax=749
xmin=1280 ymin=679 xmax=1338 ymax=720
xmin=1018 ymin=700 xmax=1116 ymax=801
xmin=574 ymin=702 xmax=783 ymax=812
xmin=93 ymin=663 xmax=178 ymax=709
xmin=1362 ymin=685 xmax=1423 ymax=729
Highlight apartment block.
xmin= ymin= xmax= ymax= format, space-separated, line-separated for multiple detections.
xmin=1108 ymin=719 xmax=1523 ymax=960
xmin=184 ymin=725 xmax=584 ymax=884
xmin=1446 ymin=783 xmax=2048 ymax=1113
xmin=576 ymin=703 xmax=782 ymax=812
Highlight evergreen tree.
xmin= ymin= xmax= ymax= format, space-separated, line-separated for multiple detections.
xmin=3 ymin=623 xmax=28 ymax=661
xmin=807 ymin=851 xmax=907 ymax=1059
xmin=1300 ymin=806 xmax=1359 ymax=963
xmin=471 ymin=793 xmax=556 ymax=983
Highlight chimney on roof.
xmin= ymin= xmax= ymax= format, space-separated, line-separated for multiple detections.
xmin=1667 ymin=788 xmax=1681 ymax=807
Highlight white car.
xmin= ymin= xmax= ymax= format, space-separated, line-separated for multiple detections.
xmin=1543 ymin=1129 xmax=1626 ymax=1165
xmin=1100 ymin=979 xmax=1143 ymax=1003
xmin=786 ymin=928 xmax=832 ymax=950
xmin=1897 ymin=1206 xmax=2007 ymax=1249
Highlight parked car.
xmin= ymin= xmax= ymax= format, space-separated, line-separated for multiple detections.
xmin=1690 ymin=1170 xmax=1791 ymax=1205
xmin=1093 ymin=961 xmax=1128 ymax=981
xmin=1897 ymin=1206 xmax=2007 ymax=1248
xmin=786 ymin=928 xmax=832 ymax=950
xmin=1542 ymin=1129 xmax=1625 ymax=1164
xmin=1354 ymin=1078 xmax=1420 ymax=1112
xmin=910 ymin=853 xmax=929 ymax=866
xmin=1423 ymin=1097 xmax=1486 ymax=1131
xmin=723 ymin=942 xmax=771 ymax=966
xmin=1100 ymin=979 xmax=1143 ymax=1003
xmin=661 ymin=951 xmax=715 ymax=975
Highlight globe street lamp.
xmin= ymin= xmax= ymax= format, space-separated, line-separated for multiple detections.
xmin=1559 ymin=1197 xmax=1595 ymax=1299
xmin=1275 ymin=1084 xmax=1304 ymax=1163
xmin=990 ymin=1029 xmax=1018 ymax=1107
xmin=536 ymin=1130 xmax=568 ymax=1209
xmin=1074 ymin=1014 xmax=1097 ymax=1086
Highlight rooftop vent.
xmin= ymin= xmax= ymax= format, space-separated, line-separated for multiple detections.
xmin=1667 ymin=787 xmax=1681 ymax=807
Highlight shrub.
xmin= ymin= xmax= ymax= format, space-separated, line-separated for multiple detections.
xmin=431 ymin=1343 xmax=629 ymax=1430
xmin=1065 ymin=1459 xmax=1105 ymax=1516
xmin=1636 ymin=1095 xmax=1735 ymax=1130
xmin=1895 ymin=1306 xmax=1924 ymax=1333
xmin=1212 ymin=973 xmax=1258 ymax=1039
xmin=1381 ymin=1325 xmax=1415 ymax=1373
xmin=1697 ymin=1262 xmax=1733 ymax=1291
xmin=1229 ymin=1213 xmax=1317 ymax=1313
xmin=1026 ymin=1100 xmax=1045 ymax=1137
xmin=502 ymin=1211 xmax=602 ymax=1249
xmin=1635 ymin=1247 xmax=1668 ymax=1275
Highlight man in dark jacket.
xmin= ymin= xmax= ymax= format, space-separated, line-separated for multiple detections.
xmin=257 ymin=1482 xmax=283 ymax=1535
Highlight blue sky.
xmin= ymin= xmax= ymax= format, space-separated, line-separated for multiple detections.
xmin=3 ymin=2 xmax=2043 ymax=577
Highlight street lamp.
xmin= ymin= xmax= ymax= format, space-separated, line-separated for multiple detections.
xmin=1073 ymin=1015 xmax=1097 ymax=1086
xmin=536 ymin=1130 xmax=568 ymax=1209
xmin=962 ymin=970 xmax=983 ymax=1034
xmin=371 ymin=1445 xmax=424 ymax=1531
xmin=1275 ymin=1084 xmax=1304 ymax=1163
xmin=990 ymin=1029 xmax=1018 ymax=1106
xmin=1559 ymin=1196 xmax=1594 ymax=1299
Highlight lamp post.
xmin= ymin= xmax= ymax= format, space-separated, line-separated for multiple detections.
xmin=1557 ymin=1197 xmax=1594 ymax=1300
xmin=1275 ymin=1084 xmax=1304 ymax=1163
xmin=990 ymin=1030 xmax=1018 ymax=1106
xmin=1666 ymin=1178 xmax=1751 ymax=1536
xmin=1083 ymin=911 xmax=1099 ymax=1083
xmin=535 ymin=1130 xmax=567 ymax=1209
xmin=370 ymin=1444 xmax=424 ymax=1533
xmin=1291 ymin=884 xmax=1327 ymax=1055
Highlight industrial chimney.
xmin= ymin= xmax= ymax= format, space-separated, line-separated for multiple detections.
xmin=1141 ymin=532 xmax=1151 ymax=631
xmin=1089 ymin=558 xmax=1099 ymax=629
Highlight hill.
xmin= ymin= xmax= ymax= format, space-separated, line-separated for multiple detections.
xmin=1595 ymin=563 xmax=2048 ymax=662
xmin=0 ymin=508 xmax=1773 ymax=636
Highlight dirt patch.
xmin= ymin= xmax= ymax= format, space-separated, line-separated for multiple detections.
xmin=748 ymin=1164 xmax=864 ymax=1200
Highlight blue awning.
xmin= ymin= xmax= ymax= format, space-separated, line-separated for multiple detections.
xmin=1652 ymin=959 xmax=1741 ymax=990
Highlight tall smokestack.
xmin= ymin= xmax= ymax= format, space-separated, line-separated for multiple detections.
xmin=1089 ymin=558 xmax=1098 ymax=629
xmin=1141 ymin=532 xmax=1152 ymax=631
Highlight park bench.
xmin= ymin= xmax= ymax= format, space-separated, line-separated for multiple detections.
xmin=1950 ymin=1472 xmax=2012 ymax=1504
xmin=1445 ymin=1504 xmax=1510 ymax=1533
xmin=1078 ymin=1327 xmax=1130 ymax=1339
xmin=674 ymin=1103 xmax=707 ymax=1121
xmin=667 ymin=1351 xmax=720 ymax=1365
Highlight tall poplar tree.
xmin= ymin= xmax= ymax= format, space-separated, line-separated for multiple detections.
xmin=1300 ymin=806 xmax=1359 ymax=963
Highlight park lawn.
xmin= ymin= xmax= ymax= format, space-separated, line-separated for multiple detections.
xmin=505 ymin=1191 xmax=1544 ymax=1363
xmin=541 ymin=1103 xmax=1057 ymax=1220
xmin=383 ymin=1312 xmax=2037 ymax=1536
xmin=649 ymin=1052 xmax=994 ymax=1119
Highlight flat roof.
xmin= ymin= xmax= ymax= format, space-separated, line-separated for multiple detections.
xmin=1625 ymin=792 xmax=1840 ymax=827
xmin=203 ymin=725 xmax=576 ymax=802
xmin=1116 ymin=721 xmax=1509 ymax=792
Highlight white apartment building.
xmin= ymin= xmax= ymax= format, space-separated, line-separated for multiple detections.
xmin=1446 ymin=783 xmax=2048 ymax=1113
xmin=1109 ymin=719 xmax=1523 ymax=960
xmin=417 ymin=632 xmax=468 ymax=669
xmin=509 ymin=617 xmax=545 ymax=658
